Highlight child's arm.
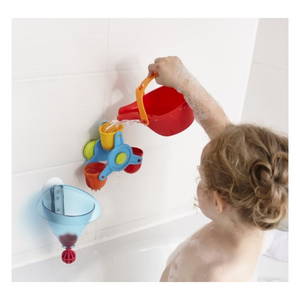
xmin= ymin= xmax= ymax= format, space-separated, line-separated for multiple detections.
xmin=148 ymin=56 xmax=230 ymax=140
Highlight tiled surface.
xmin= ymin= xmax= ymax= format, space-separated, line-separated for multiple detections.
xmin=241 ymin=18 xmax=288 ymax=134
xmin=12 ymin=74 xmax=106 ymax=173
xmin=12 ymin=18 xmax=109 ymax=79
xmin=12 ymin=18 xmax=260 ymax=268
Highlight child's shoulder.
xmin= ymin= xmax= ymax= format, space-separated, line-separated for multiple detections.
xmin=180 ymin=234 xmax=251 ymax=281
xmin=189 ymin=254 xmax=250 ymax=282
xmin=198 ymin=260 xmax=242 ymax=282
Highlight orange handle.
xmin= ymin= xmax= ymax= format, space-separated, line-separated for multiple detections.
xmin=136 ymin=72 xmax=158 ymax=125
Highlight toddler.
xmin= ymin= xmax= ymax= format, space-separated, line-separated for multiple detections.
xmin=148 ymin=56 xmax=288 ymax=282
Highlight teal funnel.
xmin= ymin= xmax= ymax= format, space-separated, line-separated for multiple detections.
xmin=37 ymin=178 xmax=100 ymax=264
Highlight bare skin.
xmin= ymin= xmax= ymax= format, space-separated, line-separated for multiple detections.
xmin=148 ymin=56 xmax=229 ymax=140
xmin=160 ymin=222 xmax=265 ymax=282
xmin=148 ymin=56 xmax=266 ymax=282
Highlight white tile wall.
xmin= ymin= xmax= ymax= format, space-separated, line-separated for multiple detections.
xmin=241 ymin=18 xmax=288 ymax=134
xmin=12 ymin=18 xmax=109 ymax=79
xmin=12 ymin=18 xmax=258 ymax=268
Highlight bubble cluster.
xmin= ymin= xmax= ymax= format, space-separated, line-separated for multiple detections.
xmin=173 ymin=64 xmax=224 ymax=125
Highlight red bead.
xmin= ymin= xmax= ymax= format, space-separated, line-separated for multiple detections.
xmin=61 ymin=249 xmax=76 ymax=264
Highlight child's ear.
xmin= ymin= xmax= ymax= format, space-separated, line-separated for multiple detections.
xmin=213 ymin=191 xmax=227 ymax=213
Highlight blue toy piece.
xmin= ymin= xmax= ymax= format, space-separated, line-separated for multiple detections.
xmin=85 ymin=139 xmax=110 ymax=164
xmin=85 ymin=131 xmax=143 ymax=181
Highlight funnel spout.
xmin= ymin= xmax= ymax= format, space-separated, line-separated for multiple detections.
xmin=117 ymin=102 xmax=141 ymax=122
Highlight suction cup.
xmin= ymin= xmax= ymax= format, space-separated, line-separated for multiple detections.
xmin=42 ymin=177 xmax=64 ymax=193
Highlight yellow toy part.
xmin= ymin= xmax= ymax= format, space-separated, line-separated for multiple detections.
xmin=83 ymin=140 xmax=98 ymax=160
xmin=99 ymin=122 xmax=124 ymax=150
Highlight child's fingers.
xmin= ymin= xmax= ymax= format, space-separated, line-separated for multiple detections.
xmin=148 ymin=63 xmax=159 ymax=77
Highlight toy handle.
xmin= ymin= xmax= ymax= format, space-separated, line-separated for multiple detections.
xmin=136 ymin=72 xmax=158 ymax=125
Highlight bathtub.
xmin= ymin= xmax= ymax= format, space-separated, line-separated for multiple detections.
xmin=12 ymin=213 xmax=288 ymax=282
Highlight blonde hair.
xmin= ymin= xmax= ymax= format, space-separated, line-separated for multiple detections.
xmin=203 ymin=124 xmax=288 ymax=230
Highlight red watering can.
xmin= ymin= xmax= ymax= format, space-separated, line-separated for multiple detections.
xmin=117 ymin=73 xmax=194 ymax=136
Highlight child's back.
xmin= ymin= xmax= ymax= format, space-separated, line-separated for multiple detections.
xmin=160 ymin=222 xmax=266 ymax=282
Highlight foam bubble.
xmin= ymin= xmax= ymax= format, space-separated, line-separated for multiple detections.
xmin=168 ymin=252 xmax=184 ymax=282
xmin=173 ymin=63 xmax=227 ymax=126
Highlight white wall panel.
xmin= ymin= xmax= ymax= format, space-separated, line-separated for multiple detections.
xmin=242 ymin=18 xmax=288 ymax=134
xmin=12 ymin=18 xmax=109 ymax=79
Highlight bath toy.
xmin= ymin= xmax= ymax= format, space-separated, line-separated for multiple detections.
xmin=117 ymin=73 xmax=194 ymax=136
xmin=83 ymin=74 xmax=194 ymax=189
xmin=37 ymin=178 xmax=101 ymax=264
xmin=83 ymin=122 xmax=143 ymax=190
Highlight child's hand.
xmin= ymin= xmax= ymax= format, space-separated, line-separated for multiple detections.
xmin=148 ymin=55 xmax=229 ymax=140
xmin=148 ymin=56 xmax=185 ymax=89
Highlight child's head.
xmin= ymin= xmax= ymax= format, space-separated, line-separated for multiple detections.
xmin=201 ymin=124 xmax=288 ymax=230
